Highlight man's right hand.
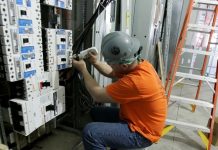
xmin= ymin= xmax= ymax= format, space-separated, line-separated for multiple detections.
xmin=88 ymin=51 xmax=98 ymax=65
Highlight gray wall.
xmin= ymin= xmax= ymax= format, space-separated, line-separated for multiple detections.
xmin=167 ymin=0 xmax=189 ymax=72
xmin=131 ymin=0 xmax=158 ymax=65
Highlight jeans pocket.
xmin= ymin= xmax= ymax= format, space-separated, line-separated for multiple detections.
xmin=133 ymin=133 xmax=152 ymax=148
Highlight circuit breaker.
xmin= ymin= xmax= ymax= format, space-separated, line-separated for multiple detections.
xmin=44 ymin=28 xmax=73 ymax=71
xmin=41 ymin=86 xmax=65 ymax=123
xmin=0 ymin=0 xmax=72 ymax=136
xmin=10 ymin=86 xmax=65 ymax=136
xmin=10 ymin=98 xmax=44 ymax=136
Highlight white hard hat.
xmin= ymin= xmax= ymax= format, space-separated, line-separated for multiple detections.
xmin=101 ymin=31 xmax=141 ymax=64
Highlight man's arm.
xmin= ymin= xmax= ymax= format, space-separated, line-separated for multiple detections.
xmin=92 ymin=61 xmax=115 ymax=78
xmin=88 ymin=52 xmax=115 ymax=78
xmin=72 ymin=59 xmax=116 ymax=103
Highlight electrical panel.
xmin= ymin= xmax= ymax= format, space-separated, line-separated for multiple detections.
xmin=0 ymin=0 xmax=72 ymax=137
xmin=44 ymin=28 xmax=73 ymax=71
xmin=0 ymin=0 xmax=43 ymax=82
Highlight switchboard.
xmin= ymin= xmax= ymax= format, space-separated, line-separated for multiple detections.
xmin=0 ymin=0 xmax=72 ymax=137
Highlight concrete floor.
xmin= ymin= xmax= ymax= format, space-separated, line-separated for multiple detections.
xmin=30 ymin=82 xmax=218 ymax=150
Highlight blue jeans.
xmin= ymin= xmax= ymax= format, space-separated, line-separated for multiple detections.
xmin=82 ymin=107 xmax=152 ymax=150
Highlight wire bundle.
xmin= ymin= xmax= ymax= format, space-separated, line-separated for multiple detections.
xmin=73 ymin=0 xmax=114 ymax=54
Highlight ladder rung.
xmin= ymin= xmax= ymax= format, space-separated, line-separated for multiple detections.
xmin=179 ymin=65 xmax=201 ymax=71
xmin=188 ymin=24 xmax=218 ymax=31
xmin=166 ymin=119 xmax=210 ymax=133
xmin=210 ymin=42 xmax=218 ymax=45
xmin=188 ymin=29 xmax=210 ymax=34
xmin=179 ymin=82 xmax=198 ymax=86
xmin=176 ymin=72 xmax=217 ymax=83
xmin=170 ymin=95 xmax=214 ymax=108
xmin=182 ymin=48 xmax=214 ymax=56
xmin=193 ymin=7 xmax=214 ymax=11
xmin=194 ymin=0 xmax=218 ymax=5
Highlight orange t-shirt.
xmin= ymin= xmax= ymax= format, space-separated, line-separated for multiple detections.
xmin=106 ymin=60 xmax=167 ymax=143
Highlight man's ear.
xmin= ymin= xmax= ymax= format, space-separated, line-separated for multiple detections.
xmin=120 ymin=64 xmax=129 ymax=70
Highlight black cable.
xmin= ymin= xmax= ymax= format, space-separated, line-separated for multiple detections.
xmin=73 ymin=0 xmax=114 ymax=54
xmin=78 ymin=73 xmax=94 ymax=110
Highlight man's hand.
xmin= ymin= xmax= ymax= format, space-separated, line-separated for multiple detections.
xmin=88 ymin=51 xmax=98 ymax=65
xmin=72 ymin=58 xmax=87 ymax=72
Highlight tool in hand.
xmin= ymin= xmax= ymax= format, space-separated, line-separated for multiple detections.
xmin=73 ymin=47 xmax=98 ymax=60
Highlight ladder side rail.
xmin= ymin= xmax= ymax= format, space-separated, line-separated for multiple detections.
xmin=193 ymin=6 xmax=218 ymax=111
xmin=166 ymin=0 xmax=195 ymax=99
xmin=208 ymin=60 xmax=218 ymax=150
xmin=165 ymin=0 xmax=195 ymax=90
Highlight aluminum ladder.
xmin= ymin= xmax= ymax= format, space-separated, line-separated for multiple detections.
xmin=163 ymin=0 xmax=218 ymax=150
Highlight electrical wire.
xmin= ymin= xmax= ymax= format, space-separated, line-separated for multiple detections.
xmin=78 ymin=74 xmax=94 ymax=109
xmin=72 ymin=0 xmax=114 ymax=54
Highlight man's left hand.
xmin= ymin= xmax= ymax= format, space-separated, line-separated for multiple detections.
xmin=72 ymin=58 xmax=87 ymax=72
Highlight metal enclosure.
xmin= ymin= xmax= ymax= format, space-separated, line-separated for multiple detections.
xmin=131 ymin=0 xmax=163 ymax=65
xmin=0 ymin=0 xmax=73 ymax=148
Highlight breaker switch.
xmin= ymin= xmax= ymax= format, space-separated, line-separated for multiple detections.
xmin=40 ymin=81 xmax=51 ymax=89
xmin=23 ymin=38 xmax=29 ymax=44
xmin=25 ymin=64 xmax=31 ymax=69
xmin=61 ymin=58 xmax=66 ymax=62
xmin=21 ymin=10 xmax=27 ymax=16
xmin=61 ymin=38 xmax=66 ymax=42
xmin=46 ymin=105 xmax=55 ymax=111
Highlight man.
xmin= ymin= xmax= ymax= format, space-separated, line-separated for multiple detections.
xmin=72 ymin=31 xmax=167 ymax=150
